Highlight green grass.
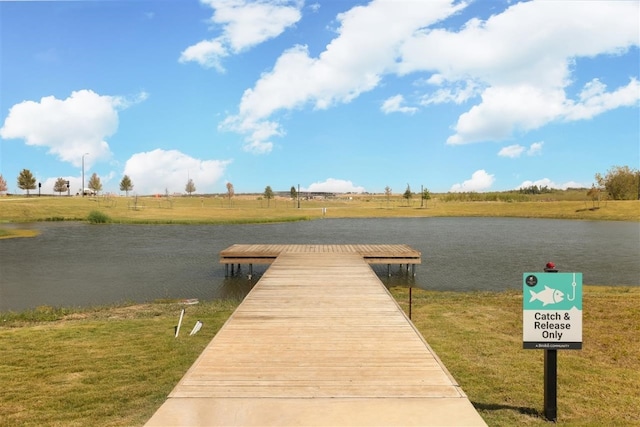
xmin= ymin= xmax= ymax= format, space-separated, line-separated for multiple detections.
xmin=390 ymin=286 xmax=640 ymax=426
xmin=1 ymin=288 xmax=638 ymax=426
xmin=0 ymin=300 xmax=238 ymax=427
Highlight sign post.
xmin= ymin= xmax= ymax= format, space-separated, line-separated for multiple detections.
xmin=523 ymin=271 xmax=582 ymax=421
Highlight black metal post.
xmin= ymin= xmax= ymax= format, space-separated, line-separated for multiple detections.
xmin=409 ymin=286 xmax=412 ymax=320
xmin=544 ymin=349 xmax=558 ymax=422
xmin=543 ymin=262 xmax=558 ymax=422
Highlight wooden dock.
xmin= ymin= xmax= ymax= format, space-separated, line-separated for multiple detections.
xmin=146 ymin=247 xmax=486 ymax=426
xmin=220 ymin=243 xmax=422 ymax=265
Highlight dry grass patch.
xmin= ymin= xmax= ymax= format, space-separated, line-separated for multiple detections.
xmin=391 ymin=286 xmax=640 ymax=426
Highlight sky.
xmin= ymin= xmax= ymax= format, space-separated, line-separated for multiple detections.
xmin=0 ymin=0 xmax=638 ymax=196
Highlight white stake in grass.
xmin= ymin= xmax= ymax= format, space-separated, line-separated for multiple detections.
xmin=175 ymin=309 xmax=185 ymax=338
xmin=189 ymin=320 xmax=203 ymax=336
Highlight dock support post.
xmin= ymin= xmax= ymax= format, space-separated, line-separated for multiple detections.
xmin=387 ymin=264 xmax=391 ymax=277
xmin=231 ymin=264 xmax=235 ymax=276
xmin=225 ymin=264 xmax=229 ymax=277
xmin=409 ymin=286 xmax=412 ymax=320
xmin=248 ymin=264 xmax=253 ymax=280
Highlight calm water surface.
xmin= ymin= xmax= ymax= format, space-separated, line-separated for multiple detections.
xmin=1 ymin=218 xmax=638 ymax=311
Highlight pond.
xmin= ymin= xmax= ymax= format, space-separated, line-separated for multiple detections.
xmin=1 ymin=218 xmax=638 ymax=311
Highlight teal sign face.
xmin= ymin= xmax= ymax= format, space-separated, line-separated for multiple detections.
xmin=523 ymin=272 xmax=582 ymax=350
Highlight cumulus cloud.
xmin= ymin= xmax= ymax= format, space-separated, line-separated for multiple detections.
xmin=499 ymin=141 xmax=544 ymax=158
xmin=450 ymin=170 xmax=495 ymax=192
xmin=179 ymin=0 xmax=303 ymax=71
xmin=304 ymin=178 xmax=365 ymax=193
xmin=123 ymin=149 xmax=231 ymax=195
xmin=527 ymin=141 xmax=543 ymax=156
xmin=498 ymin=144 xmax=525 ymax=158
xmin=222 ymin=0 xmax=463 ymax=152
xmin=381 ymin=95 xmax=417 ymax=114
xmin=221 ymin=1 xmax=638 ymax=152
xmin=0 ymin=89 xmax=146 ymax=168
xmin=396 ymin=1 xmax=640 ymax=144
xmin=517 ymin=178 xmax=587 ymax=190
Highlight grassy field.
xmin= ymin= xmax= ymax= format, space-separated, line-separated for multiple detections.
xmin=0 ymin=192 xmax=638 ymax=235
xmin=1 ymin=287 xmax=638 ymax=426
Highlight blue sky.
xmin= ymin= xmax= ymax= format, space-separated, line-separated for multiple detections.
xmin=1 ymin=0 xmax=638 ymax=195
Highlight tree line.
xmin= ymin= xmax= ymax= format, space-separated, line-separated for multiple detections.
xmin=1 ymin=165 xmax=638 ymax=200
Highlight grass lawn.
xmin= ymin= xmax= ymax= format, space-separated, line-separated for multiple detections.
xmin=1 ymin=287 xmax=638 ymax=426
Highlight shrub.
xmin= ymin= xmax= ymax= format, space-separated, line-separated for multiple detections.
xmin=87 ymin=210 xmax=110 ymax=224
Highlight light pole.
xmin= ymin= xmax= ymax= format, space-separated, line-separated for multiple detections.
xmin=82 ymin=153 xmax=89 ymax=197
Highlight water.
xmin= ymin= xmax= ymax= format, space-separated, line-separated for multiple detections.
xmin=1 ymin=218 xmax=638 ymax=311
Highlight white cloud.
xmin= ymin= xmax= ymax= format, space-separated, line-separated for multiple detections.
xmin=396 ymin=1 xmax=639 ymax=144
xmin=219 ymin=115 xmax=280 ymax=153
xmin=222 ymin=0 xmax=463 ymax=152
xmin=527 ymin=141 xmax=543 ymax=156
xmin=180 ymin=39 xmax=228 ymax=71
xmin=499 ymin=141 xmax=544 ymax=158
xmin=304 ymin=178 xmax=365 ymax=193
xmin=219 ymin=1 xmax=638 ymax=151
xmin=0 ymin=89 xmax=146 ymax=169
xmin=123 ymin=149 xmax=231 ymax=195
xmin=420 ymin=79 xmax=480 ymax=105
xmin=517 ymin=178 xmax=587 ymax=190
xmin=564 ymin=78 xmax=640 ymax=121
xmin=180 ymin=0 xmax=303 ymax=71
xmin=450 ymin=170 xmax=495 ymax=192
xmin=498 ymin=144 xmax=525 ymax=158
xmin=381 ymin=95 xmax=417 ymax=115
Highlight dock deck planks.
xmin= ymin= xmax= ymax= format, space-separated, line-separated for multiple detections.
xmin=146 ymin=248 xmax=486 ymax=426
xmin=219 ymin=244 xmax=422 ymax=265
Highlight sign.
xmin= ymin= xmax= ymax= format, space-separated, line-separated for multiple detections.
xmin=523 ymin=272 xmax=582 ymax=350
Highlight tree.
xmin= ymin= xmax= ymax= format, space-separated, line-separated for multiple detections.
xmin=53 ymin=178 xmax=67 ymax=195
xmin=88 ymin=173 xmax=102 ymax=195
xmin=586 ymin=185 xmax=601 ymax=208
xmin=403 ymin=184 xmax=412 ymax=206
xmin=226 ymin=182 xmax=234 ymax=207
xmin=185 ymin=178 xmax=196 ymax=196
xmin=264 ymin=185 xmax=274 ymax=207
xmin=290 ymin=185 xmax=297 ymax=208
xmin=17 ymin=169 xmax=36 ymax=196
xmin=120 ymin=175 xmax=134 ymax=196
xmin=595 ymin=165 xmax=639 ymax=200
xmin=0 ymin=174 xmax=7 ymax=194
xmin=384 ymin=186 xmax=392 ymax=208
xmin=421 ymin=188 xmax=431 ymax=208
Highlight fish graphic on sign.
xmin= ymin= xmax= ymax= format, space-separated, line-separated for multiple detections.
xmin=529 ymin=285 xmax=564 ymax=306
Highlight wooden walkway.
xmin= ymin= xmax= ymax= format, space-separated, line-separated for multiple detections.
xmin=146 ymin=248 xmax=486 ymax=426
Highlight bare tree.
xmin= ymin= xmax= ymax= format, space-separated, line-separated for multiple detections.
xmin=226 ymin=182 xmax=234 ymax=207
xmin=384 ymin=186 xmax=392 ymax=208
xmin=0 ymin=174 xmax=7 ymax=194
